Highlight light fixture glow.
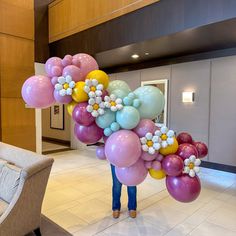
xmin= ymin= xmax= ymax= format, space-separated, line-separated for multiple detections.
xmin=131 ymin=54 xmax=139 ymax=59
xmin=182 ymin=92 xmax=194 ymax=103
xmin=145 ymin=52 xmax=149 ymax=55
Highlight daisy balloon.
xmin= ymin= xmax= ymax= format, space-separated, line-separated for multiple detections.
xmin=55 ymin=75 xmax=75 ymax=96
xmin=104 ymin=94 xmax=123 ymax=112
xmin=183 ymin=155 xmax=201 ymax=177
xmin=84 ymin=79 xmax=104 ymax=98
xmin=154 ymin=126 xmax=175 ymax=148
xmin=86 ymin=97 xmax=105 ymax=117
xmin=140 ymin=132 xmax=161 ymax=155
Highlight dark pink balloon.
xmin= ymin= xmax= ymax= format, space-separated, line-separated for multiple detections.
xmin=193 ymin=142 xmax=208 ymax=158
xmin=105 ymin=130 xmax=141 ymax=168
xmin=62 ymin=55 xmax=73 ymax=67
xmin=51 ymin=76 xmax=58 ymax=86
xmin=144 ymin=161 xmax=152 ymax=169
xmin=177 ymin=132 xmax=193 ymax=145
xmin=152 ymin=160 xmax=162 ymax=171
xmin=45 ymin=57 xmax=63 ymax=77
xmin=54 ymin=90 xmax=72 ymax=104
xmin=63 ymin=65 xmax=82 ymax=82
xmin=115 ymin=159 xmax=148 ymax=186
xmin=101 ymin=90 xmax=109 ymax=100
xmin=140 ymin=151 xmax=157 ymax=161
xmin=103 ymin=135 xmax=109 ymax=143
xmin=96 ymin=146 xmax=106 ymax=160
xmin=22 ymin=75 xmax=55 ymax=108
xmin=72 ymin=102 xmax=95 ymax=126
xmin=177 ymin=143 xmax=198 ymax=160
xmin=166 ymin=174 xmax=201 ymax=203
xmin=162 ymin=155 xmax=184 ymax=176
xmin=74 ymin=122 xmax=103 ymax=144
xmin=133 ymin=119 xmax=156 ymax=138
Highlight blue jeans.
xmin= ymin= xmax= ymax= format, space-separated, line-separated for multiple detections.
xmin=111 ymin=164 xmax=137 ymax=211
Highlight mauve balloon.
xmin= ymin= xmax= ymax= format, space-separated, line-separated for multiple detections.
xmin=166 ymin=175 xmax=201 ymax=203
xmin=63 ymin=65 xmax=82 ymax=82
xmin=177 ymin=132 xmax=193 ymax=144
xmin=62 ymin=55 xmax=73 ymax=67
xmin=162 ymin=154 xmax=184 ymax=176
xmin=54 ymin=90 xmax=72 ymax=104
xmin=144 ymin=161 xmax=153 ymax=169
xmin=45 ymin=57 xmax=63 ymax=77
xmin=193 ymin=141 xmax=208 ymax=158
xmin=151 ymin=161 xmax=162 ymax=171
xmin=177 ymin=143 xmax=198 ymax=160
xmin=74 ymin=122 xmax=103 ymax=144
xmin=96 ymin=146 xmax=106 ymax=160
xmin=115 ymin=159 xmax=148 ymax=186
xmin=140 ymin=151 xmax=157 ymax=161
xmin=133 ymin=119 xmax=156 ymax=138
xmin=72 ymin=102 xmax=95 ymax=126
xmin=105 ymin=130 xmax=141 ymax=168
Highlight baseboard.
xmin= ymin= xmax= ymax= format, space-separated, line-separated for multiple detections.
xmin=42 ymin=136 xmax=71 ymax=146
xmin=201 ymin=161 xmax=236 ymax=174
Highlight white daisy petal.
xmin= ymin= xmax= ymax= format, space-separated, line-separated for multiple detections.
xmin=161 ymin=141 xmax=168 ymax=148
xmin=189 ymin=155 xmax=196 ymax=162
xmin=160 ymin=126 xmax=168 ymax=134
xmin=91 ymin=110 xmax=99 ymax=117
xmin=142 ymin=145 xmax=149 ymax=152
xmin=145 ymin=133 xmax=153 ymax=140
xmin=116 ymin=98 xmax=122 ymax=104
xmin=88 ymin=98 xmax=95 ymax=105
xmin=140 ymin=137 xmax=147 ymax=144
xmin=95 ymin=90 xmax=102 ymax=97
xmin=184 ymin=159 xmax=191 ymax=165
xmin=111 ymin=106 xmax=117 ymax=112
xmin=116 ymin=104 xmax=123 ymax=110
xmin=194 ymin=159 xmax=201 ymax=166
xmin=110 ymin=94 xmax=116 ymax=100
xmin=58 ymin=76 xmax=66 ymax=84
xmin=193 ymin=166 xmax=200 ymax=173
xmin=98 ymin=109 xmax=105 ymax=115
xmin=104 ymin=96 xmax=110 ymax=102
xmin=153 ymin=142 xmax=161 ymax=150
xmin=148 ymin=147 xmax=155 ymax=155
xmin=152 ymin=136 xmax=159 ymax=143
xmin=96 ymin=84 xmax=103 ymax=90
xmin=167 ymin=137 xmax=174 ymax=145
xmin=55 ymin=84 xmax=63 ymax=91
xmin=99 ymin=102 xmax=105 ymax=109
xmin=167 ymin=130 xmax=175 ymax=137
xmin=154 ymin=130 xmax=161 ymax=136
xmin=184 ymin=166 xmax=190 ymax=173
xmin=88 ymin=91 xmax=96 ymax=98
xmin=69 ymin=81 xmax=75 ymax=88
xmin=86 ymin=105 xmax=93 ymax=112
xmin=59 ymin=89 xmax=66 ymax=96
xmin=65 ymin=75 xmax=72 ymax=83
xmin=189 ymin=170 xmax=196 ymax=177
xmin=66 ymin=88 xmax=72 ymax=95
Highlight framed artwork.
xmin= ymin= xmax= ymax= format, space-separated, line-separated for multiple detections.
xmin=141 ymin=79 xmax=168 ymax=126
xmin=50 ymin=103 xmax=64 ymax=130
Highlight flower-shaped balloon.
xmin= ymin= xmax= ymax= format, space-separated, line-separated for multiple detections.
xmin=154 ymin=126 xmax=175 ymax=148
xmin=86 ymin=97 xmax=105 ymax=117
xmin=140 ymin=132 xmax=161 ymax=155
xmin=55 ymin=75 xmax=75 ymax=96
xmin=104 ymin=94 xmax=123 ymax=112
xmin=183 ymin=155 xmax=201 ymax=177
xmin=84 ymin=79 xmax=103 ymax=98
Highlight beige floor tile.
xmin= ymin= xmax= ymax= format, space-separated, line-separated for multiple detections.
xmin=164 ymin=222 xmax=196 ymax=236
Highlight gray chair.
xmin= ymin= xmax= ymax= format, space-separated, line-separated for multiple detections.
xmin=0 ymin=142 xmax=54 ymax=236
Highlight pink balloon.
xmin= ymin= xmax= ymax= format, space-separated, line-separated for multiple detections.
xmin=177 ymin=143 xmax=199 ymax=160
xmin=105 ymin=130 xmax=141 ymax=168
xmin=96 ymin=146 xmax=106 ymax=160
xmin=72 ymin=102 xmax=95 ymax=126
xmin=144 ymin=161 xmax=152 ymax=169
xmin=74 ymin=122 xmax=103 ymax=144
xmin=162 ymin=154 xmax=184 ymax=176
xmin=22 ymin=75 xmax=55 ymax=108
xmin=166 ymin=174 xmax=201 ymax=203
xmin=193 ymin=141 xmax=208 ymax=158
xmin=54 ymin=90 xmax=72 ymax=104
xmin=177 ymin=132 xmax=193 ymax=145
xmin=63 ymin=65 xmax=82 ymax=82
xmin=152 ymin=160 xmax=162 ymax=171
xmin=156 ymin=153 xmax=164 ymax=162
xmin=140 ymin=151 xmax=157 ymax=161
xmin=72 ymin=53 xmax=99 ymax=79
xmin=51 ymin=76 xmax=58 ymax=86
xmin=115 ymin=159 xmax=148 ymax=186
xmin=62 ymin=55 xmax=73 ymax=67
xmin=133 ymin=119 xmax=156 ymax=138
xmin=45 ymin=57 xmax=63 ymax=77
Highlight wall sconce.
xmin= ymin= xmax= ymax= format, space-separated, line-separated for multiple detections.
xmin=182 ymin=91 xmax=194 ymax=103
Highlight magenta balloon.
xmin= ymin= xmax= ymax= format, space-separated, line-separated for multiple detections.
xmin=51 ymin=76 xmax=58 ymax=86
xmin=162 ymin=154 xmax=184 ymax=176
xmin=54 ymin=90 xmax=72 ymax=104
xmin=72 ymin=53 xmax=99 ymax=79
xmin=177 ymin=132 xmax=193 ymax=145
xmin=177 ymin=144 xmax=199 ymax=160
xmin=140 ymin=151 xmax=157 ymax=161
xmin=22 ymin=75 xmax=55 ymax=108
xmin=166 ymin=175 xmax=201 ymax=203
xmin=193 ymin=141 xmax=208 ymax=158
xmin=101 ymin=90 xmax=109 ymax=100
xmin=105 ymin=130 xmax=141 ymax=168
xmin=72 ymin=102 xmax=95 ymax=126
xmin=74 ymin=122 xmax=103 ymax=144
xmin=144 ymin=161 xmax=153 ymax=169
xmin=133 ymin=119 xmax=156 ymax=138
xmin=115 ymin=159 xmax=148 ymax=186
xmin=45 ymin=57 xmax=62 ymax=77
xmin=152 ymin=160 xmax=162 ymax=171
xmin=62 ymin=55 xmax=73 ymax=67
xmin=156 ymin=153 xmax=164 ymax=162
xmin=63 ymin=65 xmax=82 ymax=82
xmin=96 ymin=146 xmax=106 ymax=160
xmin=103 ymin=135 xmax=109 ymax=143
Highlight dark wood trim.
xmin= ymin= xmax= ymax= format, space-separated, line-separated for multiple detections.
xmin=201 ymin=161 xmax=236 ymax=174
xmin=42 ymin=148 xmax=72 ymax=155
xmin=42 ymin=136 xmax=70 ymax=146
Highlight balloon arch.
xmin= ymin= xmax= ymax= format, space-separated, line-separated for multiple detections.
xmin=22 ymin=53 xmax=208 ymax=203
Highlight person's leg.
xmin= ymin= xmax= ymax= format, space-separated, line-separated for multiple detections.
xmin=127 ymin=186 xmax=137 ymax=211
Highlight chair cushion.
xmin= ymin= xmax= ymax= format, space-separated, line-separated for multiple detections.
xmin=0 ymin=199 xmax=8 ymax=216
xmin=0 ymin=162 xmax=21 ymax=203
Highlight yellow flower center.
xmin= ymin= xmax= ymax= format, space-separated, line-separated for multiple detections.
xmin=63 ymin=83 xmax=69 ymax=89
xmin=161 ymin=134 xmax=167 ymax=140
xmin=147 ymin=140 xmax=153 ymax=147
xmin=90 ymin=86 xmax=96 ymax=92
xmin=93 ymin=104 xmax=99 ymax=110
xmin=189 ymin=162 xmax=194 ymax=169
xmin=110 ymin=101 xmax=116 ymax=106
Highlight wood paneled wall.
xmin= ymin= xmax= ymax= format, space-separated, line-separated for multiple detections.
xmin=0 ymin=0 xmax=36 ymax=151
xmin=49 ymin=0 xmax=160 ymax=42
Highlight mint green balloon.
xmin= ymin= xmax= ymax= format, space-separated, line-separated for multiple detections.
xmin=134 ymin=86 xmax=165 ymax=120
xmin=116 ymin=106 xmax=140 ymax=129
xmin=107 ymin=80 xmax=131 ymax=94
xmin=96 ymin=109 xmax=115 ymax=129
xmin=112 ymin=89 xmax=129 ymax=99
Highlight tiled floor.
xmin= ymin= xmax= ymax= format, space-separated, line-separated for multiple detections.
xmin=42 ymin=141 xmax=70 ymax=153
xmin=42 ymin=148 xmax=236 ymax=236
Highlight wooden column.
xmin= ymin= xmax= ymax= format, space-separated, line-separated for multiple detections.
xmin=0 ymin=0 xmax=36 ymax=151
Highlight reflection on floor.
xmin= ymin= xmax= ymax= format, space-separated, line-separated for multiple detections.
xmin=43 ymin=148 xmax=236 ymax=236
xmin=42 ymin=141 xmax=70 ymax=154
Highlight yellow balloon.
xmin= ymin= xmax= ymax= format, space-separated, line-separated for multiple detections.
xmin=159 ymin=137 xmax=179 ymax=156
xmin=149 ymin=168 xmax=166 ymax=180
xmin=72 ymin=81 xmax=89 ymax=103
xmin=86 ymin=70 xmax=109 ymax=89
xmin=66 ymin=101 xmax=78 ymax=116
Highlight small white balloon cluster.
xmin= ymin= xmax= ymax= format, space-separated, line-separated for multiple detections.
xmin=154 ymin=126 xmax=175 ymax=148
xmin=183 ymin=155 xmax=201 ymax=177
xmin=55 ymin=75 xmax=75 ymax=96
xmin=84 ymin=79 xmax=103 ymax=98
xmin=104 ymin=94 xmax=123 ymax=112
xmin=86 ymin=97 xmax=105 ymax=117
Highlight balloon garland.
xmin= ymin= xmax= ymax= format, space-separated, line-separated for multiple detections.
xmin=22 ymin=53 xmax=208 ymax=203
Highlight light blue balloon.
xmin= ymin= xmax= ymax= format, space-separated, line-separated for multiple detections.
xmin=104 ymin=127 xmax=112 ymax=136
xmin=128 ymin=92 xmax=136 ymax=100
xmin=110 ymin=122 xmax=120 ymax=132
xmin=112 ymin=89 xmax=129 ymax=99
xmin=134 ymin=86 xmax=165 ymax=120
xmin=96 ymin=109 xmax=116 ymax=129
xmin=107 ymin=80 xmax=131 ymax=94
xmin=116 ymin=106 xmax=140 ymax=129
xmin=133 ymin=98 xmax=141 ymax=108
xmin=123 ymin=96 xmax=133 ymax=106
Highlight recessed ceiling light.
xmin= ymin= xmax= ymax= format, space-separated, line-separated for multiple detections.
xmin=131 ymin=54 xmax=139 ymax=59
xmin=145 ymin=52 xmax=149 ymax=55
